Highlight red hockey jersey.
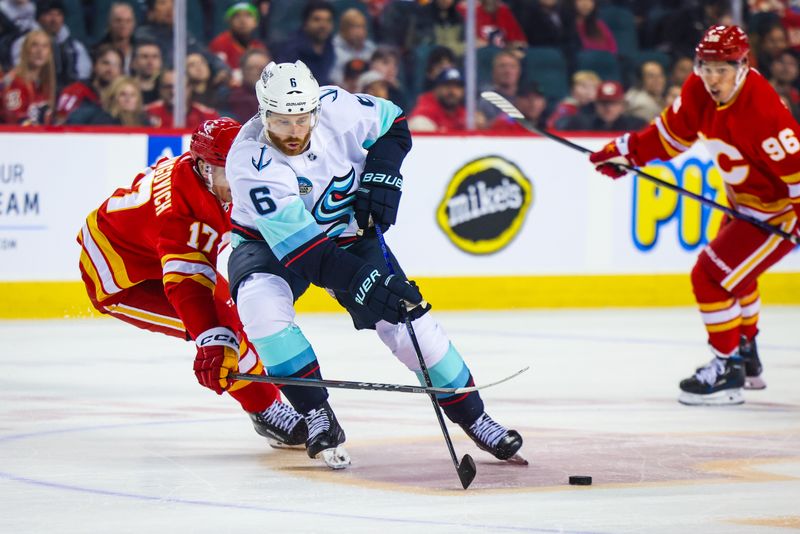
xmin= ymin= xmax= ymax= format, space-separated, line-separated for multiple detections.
xmin=629 ymin=70 xmax=800 ymax=224
xmin=1 ymin=72 xmax=51 ymax=125
xmin=55 ymin=81 xmax=99 ymax=123
xmin=78 ymin=154 xmax=230 ymax=339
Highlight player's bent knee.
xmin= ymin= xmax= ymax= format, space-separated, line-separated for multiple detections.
xmin=237 ymin=273 xmax=296 ymax=338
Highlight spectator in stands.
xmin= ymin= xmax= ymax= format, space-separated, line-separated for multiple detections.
xmin=664 ymin=84 xmax=681 ymax=109
xmin=566 ymin=0 xmax=617 ymax=54
xmin=357 ymin=69 xmax=390 ymax=100
xmin=409 ymin=66 xmax=469 ymax=132
xmin=369 ymin=46 xmax=408 ymax=111
xmin=2 ymin=29 xmax=55 ymax=124
xmin=489 ymin=80 xmax=547 ymax=132
xmin=275 ymin=0 xmax=336 ymax=85
xmin=331 ymin=8 xmax=376 ymax=85
xmin=656 ymin=0 xmax=731 ymax=59
xmin=547 ymin=69 xmax=599 ymax=130
xmin=421 ymin=45 xmax=457 ymax=92
xmin=669 ymin=55 xmax=693 ymax=87
xmin=757 ymin=22 xmax=790 ymax=70
xmin=11 ymin=0 xmax=91 ymax=91
xmin=0 ymin=0 xmax=35 ymax=34
xmin=768 ymin=49 xmax=800 ymax=108
xmin=209 ymin=2 xmax=267 ymax=86
xmin=94 ymin=2 xmax=138 ymax=75
xmin=341 ymin=57 xmax=368 ymax=93
xmin=55 ymin=44 xmax=123 ymax=124
xmin=411 ymin=0 xmax=465 ymax=57
xmin=225 ymin=47 xmax=270 ymax=122
xmin=253 ymin=0 xmax=273 ymax=46
xmin=135 ymin=0 xmax=230 ymax=86
xmin=101 ymin=76 xmax=151 ymax=126
xmin=624 ymin=60 xmax=666 ymax=123
xmin=478 ymin=50 xmax=521 ymax=122
xmin=187 ymin=52 xmax=228 ymax=111
xmin=518 ymin=0 xmax=573 ymax=50
xmin=457 ymin=0 xmax=527 ymax=52
xmin=65 ymin=76 xmax=151 ymax=126
xmin=144 ymin=68 xmax=219 ymax=129
xmin=0 ymin=0 xmax=36 ymax=70
xmin=560 ymin=80 xmax=646 ymax=131
xmin=131 ymin=40 xmax=162 ymax=104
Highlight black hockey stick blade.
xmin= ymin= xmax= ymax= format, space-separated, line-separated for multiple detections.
xmin=458 ymin=454 xmax=477 ymax=489
xmin=480 ymin=91 xmax=800 ymax=246
xmin=230 ymin=366 xmax=529 ymax=395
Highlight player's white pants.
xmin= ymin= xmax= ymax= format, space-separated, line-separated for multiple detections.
xmin=236 ymin=272 xmax=467 ymax=387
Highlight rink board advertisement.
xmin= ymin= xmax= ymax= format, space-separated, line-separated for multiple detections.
xmin=0 ymin=131 xmax=798 ymax=317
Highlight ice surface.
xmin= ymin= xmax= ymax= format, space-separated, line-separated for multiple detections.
xmin=1 ymin=307 xmax=798 ymax=533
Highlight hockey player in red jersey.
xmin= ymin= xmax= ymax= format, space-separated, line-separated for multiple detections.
xmin=590 ymin=25 xmax=800 ymax=406
xmin=77 ymin=117 xmax=307 ymax=445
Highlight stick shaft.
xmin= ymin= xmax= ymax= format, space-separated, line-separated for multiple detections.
xmin=374 ymin=226 xmax=475 ymax=487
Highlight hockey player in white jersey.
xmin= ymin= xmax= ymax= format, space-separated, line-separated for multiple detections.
xmin=225 ymin=60 xmax=523 ymax=468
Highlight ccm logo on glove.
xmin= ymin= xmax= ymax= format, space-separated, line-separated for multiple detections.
xmin=353 ymin=268 xmax=381 ymax=305
xmin=197 ymin=331 xmax=238 ymax=346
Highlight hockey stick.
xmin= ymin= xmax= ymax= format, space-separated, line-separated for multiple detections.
xmin=230 ymin=366 xmax=528 ymax=395
xmin=374 ymin=225 xmax=477 ymax=490
xmin=481 ymin=91 xmax=800 ymax=245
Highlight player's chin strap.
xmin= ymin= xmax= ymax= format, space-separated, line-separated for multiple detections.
xmin=694 ymin=59 xmax=749 ymax=104
xmin=724 ymin=62 xmax=749 ymax=103
xmin=200 ymin=161 xmax=231 ymax=210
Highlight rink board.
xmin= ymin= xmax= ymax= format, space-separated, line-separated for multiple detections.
xmin=0 ymin=130 xmax=798 ymax=318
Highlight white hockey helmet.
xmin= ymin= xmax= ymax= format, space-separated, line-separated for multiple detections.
xmin=255 ymin=60 xmax=321 ymax=126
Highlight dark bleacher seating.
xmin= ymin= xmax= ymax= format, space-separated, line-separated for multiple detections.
xmin=576 ymin=49 xmax=622 ymax=82
xmin=523 ymin=46 xmax=569 ymax=101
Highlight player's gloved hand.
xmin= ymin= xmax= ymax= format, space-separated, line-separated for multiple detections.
xmin=589 ymin=133 xmax=634 ymax=179
xmin=349 ymin=265 xmax=429 ymax=324
xmin=194 ymin=327 xmax=240 ymax=394
xmin=354 ymin=167 xmax=403 ymax=231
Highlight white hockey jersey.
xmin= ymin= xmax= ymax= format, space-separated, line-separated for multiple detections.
xmin=227 ymin=86 xmax=403 ymax=258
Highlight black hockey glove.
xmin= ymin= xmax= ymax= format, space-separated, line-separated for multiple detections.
xmin=349 ymin=265 xmax=428 ymax=324
xmin=354 ymin=168 xmax=402 ymax=231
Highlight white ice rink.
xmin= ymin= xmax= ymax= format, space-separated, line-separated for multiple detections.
xmin=1 ymin=307 xmax=799 ymax=533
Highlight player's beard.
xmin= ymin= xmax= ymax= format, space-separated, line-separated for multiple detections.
xmin=270 ymin=131 xmax=311 ymax=156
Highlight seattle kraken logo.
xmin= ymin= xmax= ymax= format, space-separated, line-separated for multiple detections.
xmin=312 ymin=168 xmax=356 ymax=238
xmin=252 ymin=146 xmax=272 ymax=171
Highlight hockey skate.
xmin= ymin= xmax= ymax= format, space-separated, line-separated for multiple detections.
xmin=740 ymin=335 xmax=766 ymax=390
xmin=249 ymin=400 xmax=308 ymax=449
xmin=460 ymin=412 xmax=527 ymax=465
xmin=304 ymin=401 xmax=350 ymax=469
xmin=678 ymin=355 xmax=745 ymax=406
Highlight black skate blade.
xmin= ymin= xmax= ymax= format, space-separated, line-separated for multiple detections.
xmin=457 ymin=454 xmax=477 ymax=489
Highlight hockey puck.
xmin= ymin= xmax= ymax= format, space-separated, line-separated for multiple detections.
xmin=568 ymin=475 xmax=592 ymax=486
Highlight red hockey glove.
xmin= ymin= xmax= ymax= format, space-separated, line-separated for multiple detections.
xmin=589 ymin=134 xmax=634 ymax=179
xmin=194 ymin=327 xmax=240 ymax=394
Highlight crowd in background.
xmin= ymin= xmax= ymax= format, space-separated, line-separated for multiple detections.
xmin=0 ymin=0 xmax=798 ymax=132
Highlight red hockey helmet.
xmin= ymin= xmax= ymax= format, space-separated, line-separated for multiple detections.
xmin=695 ymin=25 xmax=749 ymax=63
xmin=190 ymin=117 xmax=241 ymax=167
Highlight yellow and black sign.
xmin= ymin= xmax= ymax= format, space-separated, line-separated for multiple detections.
xmin=436 ymin=156 xmax=533 ymax=255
